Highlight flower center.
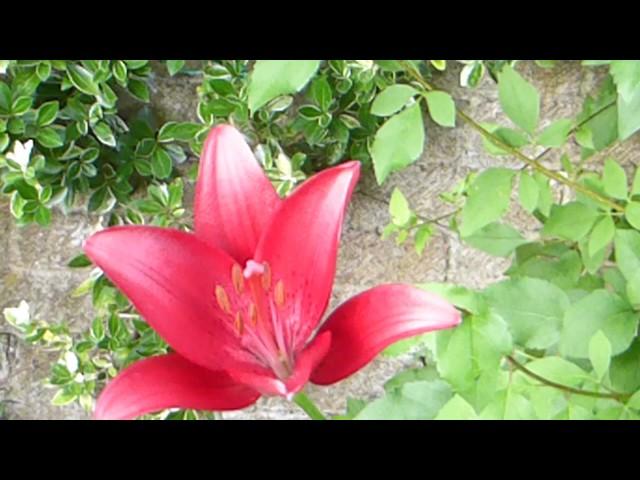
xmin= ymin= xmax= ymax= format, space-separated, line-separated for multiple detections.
xmin=214 ymin=260 xmax=292 ymax=379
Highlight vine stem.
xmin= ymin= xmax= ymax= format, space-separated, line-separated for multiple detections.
xmin=400 ymin=62 xmax=624 ymax=213
xmin=293 ymin=391 xmax=327 ymax=420
xmin=506 ymin=355 xmax=630 ymax=403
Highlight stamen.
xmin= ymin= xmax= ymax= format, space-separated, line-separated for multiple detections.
xmin=248 ymin=302 xmax=258 ymax=326
xmin=262 ymin=262 xmax=272 ymax=291
xmin=234 ymin=311 xmax=244 ymax=335
xmin=231 ymin=264 xmax=244 ymax=294
xmin=215 ymin=285 xmax=231 ymax=314
xmin=274 ymin=280 xmax=285 ymax=308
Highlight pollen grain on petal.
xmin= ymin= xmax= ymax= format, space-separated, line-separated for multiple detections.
xmin=215 ymin=285 xmax=232 ymax=314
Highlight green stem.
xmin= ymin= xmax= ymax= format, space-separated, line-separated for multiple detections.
xmin=293 ymin=391 xmax=327 ymax=420
xmin=401 ymin=61 xmax=625 ymax=213
xmin=506 ymin=355 xmax=630 ymax=403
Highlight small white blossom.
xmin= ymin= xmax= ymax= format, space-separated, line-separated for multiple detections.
xmin=3 ymin=300 xmax=30 ymax=327
xmin=5 ymin=139 xmax=33 ymax=173
xmin=64 ymin=351 xmax=79 ymax=373
xmin=0 ymin=60 xmax=8 ymax=75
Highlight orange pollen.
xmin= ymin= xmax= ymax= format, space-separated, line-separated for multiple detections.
xmin=215 ymin=285 xmax=231 ymax=314
xmin=248 ymin=302 xmax=258 ymax=326
xmin=262 ymin=262 xmax=272 ymax=291
xmin=234 ymin=311 xmax=244 ymax=335
xmin=274 ymin=280 xmax=285 ymax=308
xmin=231 ymin=264 xmax=244 ymax=294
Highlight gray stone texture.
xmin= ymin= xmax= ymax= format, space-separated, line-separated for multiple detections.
xmin=1 ymin=61 xmax=639 ymax=419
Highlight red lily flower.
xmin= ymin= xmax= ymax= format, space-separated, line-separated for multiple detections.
xmin=84 ymin=125 xmax=461 ymax=420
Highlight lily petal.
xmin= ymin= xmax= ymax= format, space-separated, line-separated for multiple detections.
xmin=255 ymin=161 xmax=360 ymax=352
xmin=84 ymin=226 xmax=248 ymax=372
xmin=194 ymin=125 xmax=281 ymax=263
xmin=284 ymin=331 xmax=332 ymax=396
xmin=95 ymin=354 xmax=260 ymax=420
xmin=310 ymin=284 xmax=461 ymax=385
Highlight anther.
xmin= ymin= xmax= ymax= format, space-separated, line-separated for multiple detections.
xmin=248 ymin=302 xmax=258 ymax=326
xmin=215 ymin=285 xmax=231 ymax=314
xmin=231 ymin=264 xmax=244 ymax=294
xmin=274 ymin=280 xmax=285 ymax=308
xmin=234 ymin=311 xmax=244 ymax=335
xmin=262 ymin=262 xmax=272 ymax=291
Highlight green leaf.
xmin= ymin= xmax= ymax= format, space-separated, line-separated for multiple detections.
xmin=628 ymin=391 xmax=640 ymax=410
xmin=309 ymin=75 xmax=332 ymax=111
xmin=589 ymin=330 xmax=612 ymax=381
xmin=534 ymin=172 xmax=553 ymax=216
xmin=34 ymin=206 xmax=51 ymax=226
xmin=51 ymin=388 xmax=77 ymax=406
xmin=541 ymin=202 xmax=599 ymax=242
xmin=247 ymin=60 xmax=321 ymax=113
xmin=11 ymin=96 xmax=32 ymax=116
xmin=389 ymin=187 xmax=411 ymax=226
xmin=603 ymin=158 xmax=628 ymax=200
xmin=518 ymin=172 xmax=539 ymax=213
xmin=112 ymin=61 xmax=127 ymax=84
xmin=92 ymin=122 xmax=116 ymax=147
xmin=510 ymin=248 xmax=582 ymax=290
xmin=157 ymin=121 xmax=203 ymax=142
xmin=67 ymin=64 xmax=101 ymax=96
xmin=414 ymin=224 xmax=434 ymax=256
xmin=523 ymin=357 xmax=587 ymax=387
xmin=36 ymin=127 xmax=63 ymax=148
xmin=151 ymin=148 xmax=172 ymax=179
xmin=166 ymin=60 xmax=185 ymax=76
xmin=436 ymin=312 xmax=512 ymax=410
xmin=459 ymin=167 xmax=515 ymax=236
xmin=371 ymin=103 xmax=425 ymax=184
xmin=589 ymin=215 xmax=615 ymax=256
xmin=462 ymin=222 xmax=527 ymax=257
xmin=36 ymin=101 xmax=59 ymax=127
xmin=36 ymin=61 xmax=52 ymax=81
xmin=625 ymin=202 xmax=640 ymax=229
xmin=424 ymin=91 xmax=456 ymax=127
xmin=631 ymin=167 xmax=640 ymax=196
xmin=483 ymin=277 xmax=569 ymax=350
xmin=125 ymin=60 xmax=148 ymax=70
xmin=68 ymin=254 xmax=92 ymax=268
xmin=560 ymin=289 xmax=638 ymax=359
xmin=498 ymin=64 xmax=540 ymax=134
xmin=434 ymin=394 xmax=478 ymax=420
xmin=128 ymin=79 xmax=150 ymax=103
xmin=0 ymin=81 xmax=10 ymax=114
xmin=419 ymin=282 xmax=486 ymax=315
xmin=480 ymin=387 xmax=536 ymax=420
xmin=370 ymin=85 xmax=418 ymax=116
xmin=354 ymin=380 xmax=452 ymax=420
xmin=610 ymin=60 xmax=640 ymax=101
xmin=537 ymin=119 xmax=573 ymax=147
xmin=614 ymin=229 xmax=640 ymax=283
xmin=618 ymin=86 xmax=640 ymax=140
xmin=610 ymin=338 xmax=640 ymax=393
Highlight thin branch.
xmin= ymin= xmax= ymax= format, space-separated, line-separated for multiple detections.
xmin=401 ymin=62 xmax=624 ymax=213
xmin=506 ymin=355 xmax=630 ymax=403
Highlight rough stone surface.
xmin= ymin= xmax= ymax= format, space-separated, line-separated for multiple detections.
xmin=2 ymin=61 xmax=639 ymax=419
